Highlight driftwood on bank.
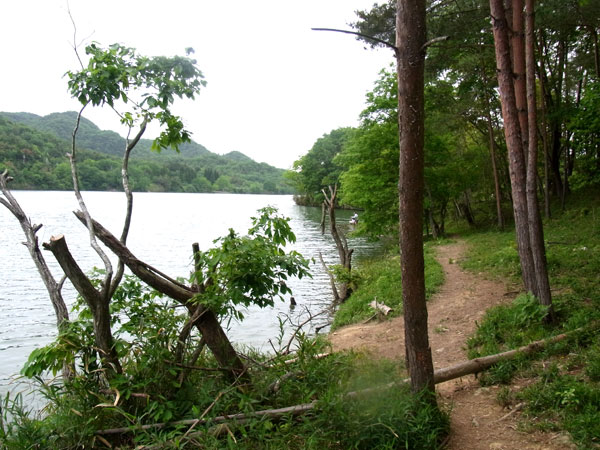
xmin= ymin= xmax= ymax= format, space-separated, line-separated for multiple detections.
xmin=369 ymin=300 xmax=393 ymax=316
xmin=97 ymin=329 xmax=575 ymax=438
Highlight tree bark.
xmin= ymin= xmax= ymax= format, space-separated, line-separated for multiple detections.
xmin=396 ymin=0 xmax=435 ymax=397
xmin=525 ymin=0 xmax=553 ymax=318
xmin=0 ymin=171 xmax=70 ymax=328
xmin=485 ymin=103 xmax=505 ymax=229
xmin=490 ymin=0 xmax=537 ymax=296
xmin=537 ymin=45 xmax=552 ymax=218
xmin=511 ymin=0 xmax=529 ymax=156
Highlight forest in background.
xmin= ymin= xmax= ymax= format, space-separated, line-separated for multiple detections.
xmin=0 ymin=112 xmax=293 ymax=194
xmin=288 ymin=0 xmax=600 ymax=239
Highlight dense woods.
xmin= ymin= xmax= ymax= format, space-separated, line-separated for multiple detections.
xmin=290 ymin=0 xmax=600 ymax=237
xmin=0 ymin=112 xmax=292 ymax=194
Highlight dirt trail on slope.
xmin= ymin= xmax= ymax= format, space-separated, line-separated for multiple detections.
xmin=329 ymin=240 xmax=575 ymax=450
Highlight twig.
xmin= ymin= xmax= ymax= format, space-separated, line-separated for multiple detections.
xmin=311 ymin=27 xmax=398 ymax=54
xmin=490 ymin=403 xmax=524 ymax=424
xmin=420 ymin=35 xmax=450 ymax=51
xmin=315 ymin=321 xmax=332 ymax=334
xmin=284 ymin=308 xmax=328 ymax=355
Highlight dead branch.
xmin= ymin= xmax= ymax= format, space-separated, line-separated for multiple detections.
xmin=178 ymin=337 xmax=207 ymax=385
xmin=97 ymin=328 xmax=580 ymax=438
xmin=420 ymin=35 xmax=450 ymax=51
xmin=311 ymin=27 xmax=398 ymax=55
xmin=318 ymin=251 xmax=340 ymax=303
xmin=72 ymin=212 xmax=247 ymax=381
xmin=268 ymin=370 xmax=302 ymax=394
xmin=315 ymin=322 xmax=332 ymax=334
xmin=0 ymin=171 xmax=70 ymax=328
xmin=283 ymin=308 xmax=329 ymax=355
xmin=432 ymin=330 xmax=572 ymax=384
xmin=98 ymin=401 xmax=317 ymax=436
xmin=1 ymin=171 xmax=74 ymax=378
xmin=320 ymin=185 xmax=354 ymax=302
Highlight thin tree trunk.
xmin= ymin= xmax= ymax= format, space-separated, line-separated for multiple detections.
xmin=490 ymin=0 xmax=538 ymax=296
xmin=486 ymin=106 xmax=505 ymax=229
xmin=396 ymin=0 xmax=435 ymax=397
xmin=537 ymin=50 xmax=551 ymax=218
xmin=525 ymin=0 xmax=553 ymax=319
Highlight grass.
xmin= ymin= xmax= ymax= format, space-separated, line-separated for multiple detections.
xmin=1 ymin=336 xmax=449 ymax=449
xmin=331 ymin=244 xmax=445 ymax=330
xmin=461 ymin=189 xmax=600 ymax=448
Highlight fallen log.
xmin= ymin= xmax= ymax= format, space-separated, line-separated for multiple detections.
xmin=433 ymin=329 xmax=571 ymax=384
xmin=97 ymin=328 xmax=578 ymax=438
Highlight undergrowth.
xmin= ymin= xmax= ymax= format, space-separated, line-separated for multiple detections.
xmin=1 ymin=336 xmax=449 ymax=449
xmin=331 ymin=244 xmax=444 ymax=329
xmin=463 ymin=190 xmax=600 ymax=448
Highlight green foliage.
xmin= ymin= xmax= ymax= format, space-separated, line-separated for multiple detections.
xmin=67 ymin=43 xmax=205 ymax=153
xmin=333 ymin=69 xmax=486 ymax=239
xmin=287 ymin=128 xmax=352 ymax=205
xmin=6 ymin=334 xmax=449 ymax=449
xmin=193 ymin=207 xmax=311 ymax=320
xmin=568 ymin=81 xmax=600 ymax=190
xmin=519 ymin=371 xmax=600 ymax=448
xmin=332 ymin=245 xmax=444 ymax=329
xmin=467 ymin=293 xmax=554 ymax=363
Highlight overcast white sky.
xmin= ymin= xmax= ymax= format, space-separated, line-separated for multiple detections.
xmin=1 ymin=1 xmax=393 ymax=169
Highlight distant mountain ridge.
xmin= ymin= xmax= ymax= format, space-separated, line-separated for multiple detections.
xmin=0 ymin=112 xmax=293 ymax=194
xmin=2 ymin=111 xmax=211 ymax=158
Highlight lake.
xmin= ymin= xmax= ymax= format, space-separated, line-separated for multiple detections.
xmin=0 ymin=191 xmax=373 ymax=401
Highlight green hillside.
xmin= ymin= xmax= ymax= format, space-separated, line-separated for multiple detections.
xmin=0 ymin=113 xmax=292 ymax=194
xmin=2 ymin=111 xmax=210 ymax=158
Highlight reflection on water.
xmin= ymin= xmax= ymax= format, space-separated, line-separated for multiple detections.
xmin=0 ymin=191 xmax=377 ymax=400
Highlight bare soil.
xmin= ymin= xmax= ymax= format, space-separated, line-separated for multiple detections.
xmin=328 ymin=239 xmax=575 ymax=450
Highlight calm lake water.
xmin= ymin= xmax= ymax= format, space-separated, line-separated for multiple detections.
xmin=0 ymin=191 xmax=374 ymax=401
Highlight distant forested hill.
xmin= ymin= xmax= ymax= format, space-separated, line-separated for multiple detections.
xmin=0 ymin=112 xmax=293 ymax=194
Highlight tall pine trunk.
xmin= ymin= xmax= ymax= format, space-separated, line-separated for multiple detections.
xmin=490 ymin=0 xmax=537 ymax=296
xmin=396 ymin=0 xmax=435 ymax=397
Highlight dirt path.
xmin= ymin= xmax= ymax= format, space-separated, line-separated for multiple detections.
xmin=329 ymin=240 xmax=575 ymax=450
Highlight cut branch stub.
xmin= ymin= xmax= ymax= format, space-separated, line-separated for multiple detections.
xmin=43 ymin=234 xmax=121 ymax=374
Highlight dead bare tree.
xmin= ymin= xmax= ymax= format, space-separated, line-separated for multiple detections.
xmin=320 ymin=185 xmax=354 ymax=303
xmin=0 ymin=170 xmax=73 ymax=379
